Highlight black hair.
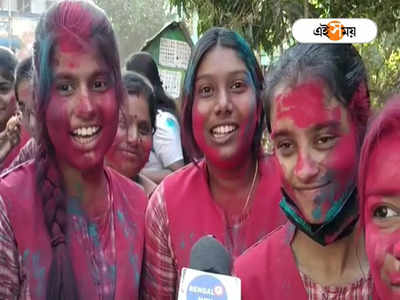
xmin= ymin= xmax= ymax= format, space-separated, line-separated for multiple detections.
xmin=264 ymin=44 xmax=370 ymax=141
xmin=14 ymin=56 xmax=33 ymax=102
xmin=125 ymin=51 xmax=178 ymax=116
xmin=0 ymin=46 xmax=17 ymax=82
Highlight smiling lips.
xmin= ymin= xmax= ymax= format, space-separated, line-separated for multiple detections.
xmin=295 ymin=182 xmax=331 ymax=191
xmin=210 ymin=124 xmax=238 ymax=138
xmin=71 ymin=125 xmax=101 ymax=144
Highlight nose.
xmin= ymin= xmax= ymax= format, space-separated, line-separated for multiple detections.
xmin=214 ymin=89 xmax=232 ymax=116
xmin=127 ymin=124 xmax=140 ymax=146
xmin=76 ymin=85 xmax=95 ymax=119
xmin=295 ymin=150 xmax=319 ymax=183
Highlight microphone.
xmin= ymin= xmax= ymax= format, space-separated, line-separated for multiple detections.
xmin=177 ymin=235 xmax=241 ymax=300
xmin=189 ymin=235 xmax=232 ymax=275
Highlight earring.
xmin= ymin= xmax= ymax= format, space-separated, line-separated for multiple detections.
xmin=262 ymin=130 xmax=274 ymax=155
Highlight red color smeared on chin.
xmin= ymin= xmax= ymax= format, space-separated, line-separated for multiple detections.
xmin=364 ymin=133 xmax=400 ymax=300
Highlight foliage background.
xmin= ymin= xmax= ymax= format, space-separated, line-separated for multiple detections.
xmin=169 ymin=0 xmax=400 ymax=107
xmin=93 ymin=0 xmax=176 ymax=62
xmin=95 ymin=0 xmax=400 ymax=107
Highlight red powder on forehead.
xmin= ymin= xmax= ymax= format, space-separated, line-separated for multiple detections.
xmin=274 ymin=81 xmax=341 ymax=129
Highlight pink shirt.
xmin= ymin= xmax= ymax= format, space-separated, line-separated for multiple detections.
xmin=0 ymin=161 xmax=146 ymax=299
xmin=142 ymin=156 xmax=285 ymax=299
xmin=234 ymin=223 xmax=376 ymax=300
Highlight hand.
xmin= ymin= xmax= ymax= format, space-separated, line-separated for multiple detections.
xmin=5 ymin=112 xmax=22 ymax=147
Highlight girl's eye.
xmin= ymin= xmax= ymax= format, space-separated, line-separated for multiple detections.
xmin=93 ymin=79 xmax=108 ymax=92
xmin=56 ymin=83 xmax=74 ymax=96
xmin=231 ymin=80 xmax=247 ymax=92
xmin=373 ymin=206 xmax=398 ymax=219
xmin=198 ymin=86 xmax=213 ymax=98
xmin=315 ymin=135 xmax=337 ymax=149
xmin=276 ymin=140 xmax=294 ymax=156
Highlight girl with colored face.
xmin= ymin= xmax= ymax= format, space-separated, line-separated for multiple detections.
xmin=235 ymin=44 xmax=374 ymax=300
xmin=271 ymin=80 xmax=358 ymax=228
xmin=15 ymin=57 xmax=36 ymax=138
xmin=106 ymin=71 xmax=157 ymax=196
xmin=126 ymin=52 xmax=184 ymax=184
xmin=0 ymin=47 xmax=30 ymax=170
xmin=142 ymin=27 xmax=285 ymax=299
xmin=0 ymin=2 xmax=147 ymax=299
xmin=359 ymin=96 xmax=400 ymax=300
xmin=0 ymin=47 xmax=17 ymax=132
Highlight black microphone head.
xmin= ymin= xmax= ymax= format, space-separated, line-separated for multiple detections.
xmin=189 ymin=235 xmax=232 ymax=275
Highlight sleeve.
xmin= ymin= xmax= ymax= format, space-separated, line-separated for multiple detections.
xmin=152 ymin=112 xmax=183 ymax=168
xmin=0 ymin=194 xmax=22 ymax=298
xmin=141 ymin=184 xmax=177 ymax=300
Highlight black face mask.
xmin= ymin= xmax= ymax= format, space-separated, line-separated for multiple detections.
xmin=279 ymin=185 xmax=359 ymax=246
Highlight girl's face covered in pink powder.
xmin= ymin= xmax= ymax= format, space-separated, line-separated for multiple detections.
xmin=270 ymin=80 xmax=358 ymax=224
xmin=192 ymin=46 xmax=259 ymax=169
xmin=46 ymin=40 xmax=118 ymax=173
xmin=364 ymin=132 xmax=400 ymax=300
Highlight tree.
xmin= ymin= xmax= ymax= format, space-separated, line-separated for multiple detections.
xmin=356 ymin=31 xmax=400 ymax=108
xmin=94 ymin=0 xmax=176 ymax=61
xmin=169 ymin=0 xmax=400 ymax=106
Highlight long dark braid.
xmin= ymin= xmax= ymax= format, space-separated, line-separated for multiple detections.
xmin=32 ymin=1 xmax=123 ymax=299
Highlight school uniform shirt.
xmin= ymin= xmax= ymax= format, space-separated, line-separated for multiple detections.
xmin=234 ymin=223 xmax=376 ymax=300
xmin=141 ymin=156 xmax=286 ymax=299
xmin=142 ymin=110 xmax=183 ymax=172
xmin=0 ymin=161 xmax=146 ymax=300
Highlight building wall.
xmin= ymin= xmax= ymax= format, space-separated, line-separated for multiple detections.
xmin=143 ymin=25 xmax=192 ymax=100
xmin=0 ymin=0 xmax=18 ymax=11
xmin=0 ymin=0 xmax=57 ymax=14
xmin=31 ymin=0 xmax=46 ymax=14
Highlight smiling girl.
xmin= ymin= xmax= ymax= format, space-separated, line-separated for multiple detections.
xmin=235 ymin=44 xmax=375 ymax=299
xmin=0 ymin=1 xmax=146 ymax=299
xmin=141 ymin=27 xmax=285 ymax=299
xmin=358 ymin=95 xmax=400 ymax=300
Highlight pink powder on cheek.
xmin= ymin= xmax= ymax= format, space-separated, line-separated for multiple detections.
xmin=366 ymin=222 xmax=400 ymax=299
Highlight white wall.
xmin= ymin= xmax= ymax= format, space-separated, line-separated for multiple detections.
xmin=0 ymin=0 xmax=18 ymax=11
xmin=31 ymin=0 xmax=47 ymax=14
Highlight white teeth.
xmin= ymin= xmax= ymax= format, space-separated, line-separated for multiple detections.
xmin=73 ymin=126 xmax=100 ymax=137
xmin=212 ymin=125 xmax=236 ymax=135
